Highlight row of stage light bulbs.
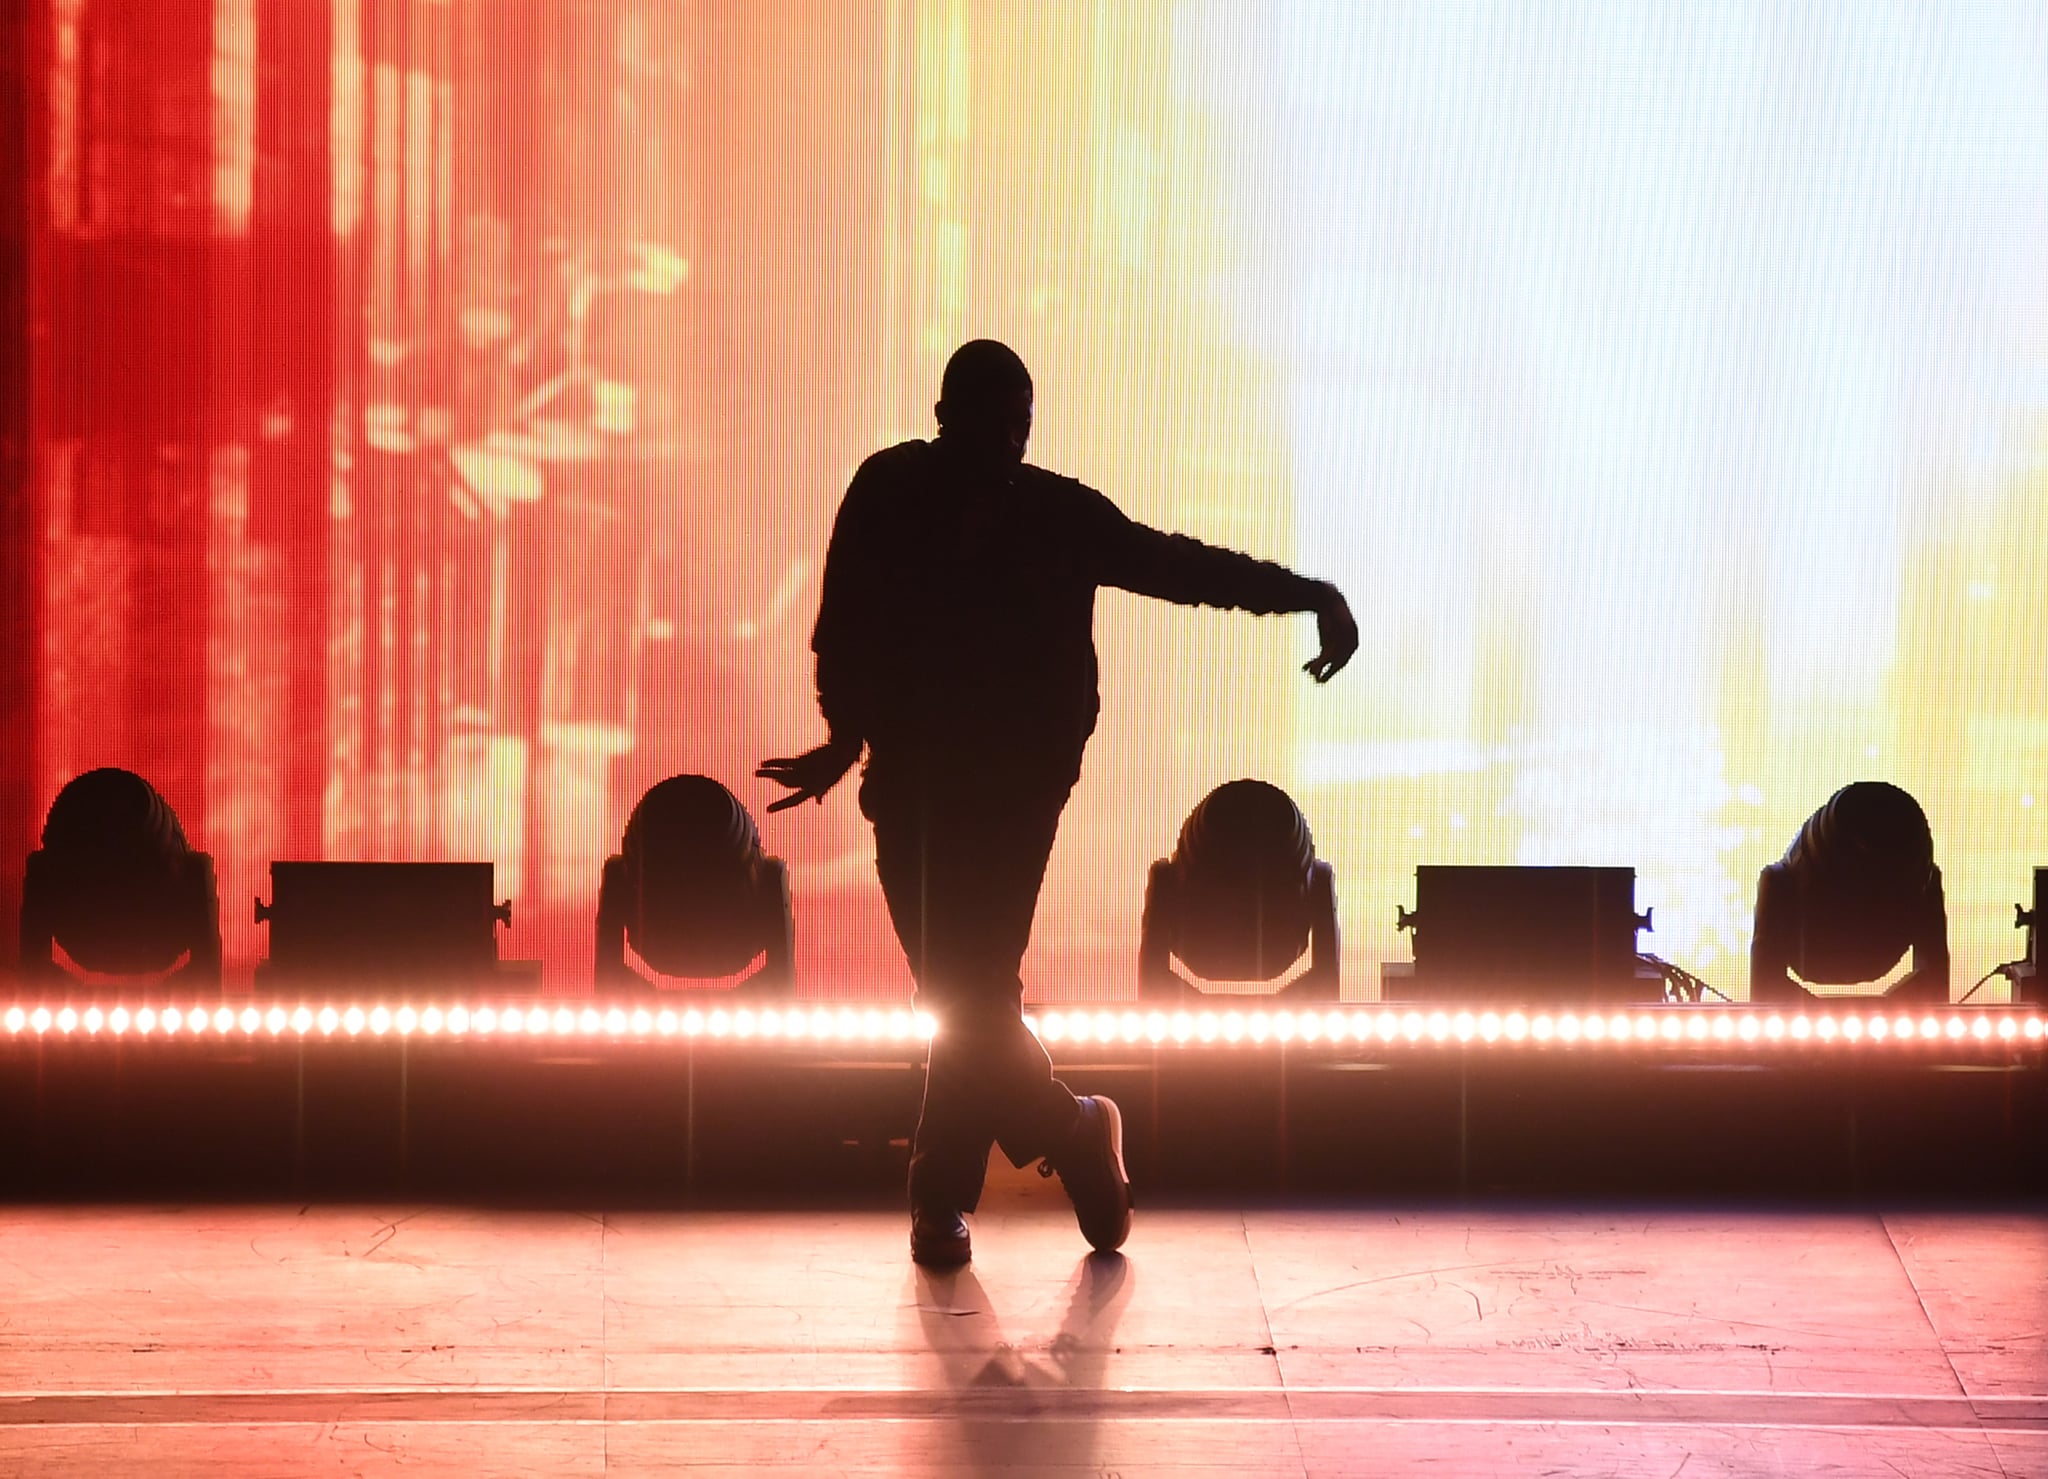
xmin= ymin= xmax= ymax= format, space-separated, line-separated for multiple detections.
xmin=3 ymin=1000 xmax=2042 ymax=1050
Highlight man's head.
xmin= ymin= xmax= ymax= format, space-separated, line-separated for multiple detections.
xmin=935 ymin=339 xmax=1033 ymax=467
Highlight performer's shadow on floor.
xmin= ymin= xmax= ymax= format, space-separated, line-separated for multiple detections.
xmin=914 ymin=1252 xmax=1132 ymax=1389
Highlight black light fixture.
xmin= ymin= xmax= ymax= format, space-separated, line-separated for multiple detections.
xmin=254 ymin=861 xmax=515 ymax=991
xmin=595 ymin=774 xmax=793 ymax=995
xmin=1750 ymin=781 xmax=1949 ymax=1006
xmin=18 ymin=768 xmax=222 ymax=991
xmin=1139 ymin=779 xmax=1338 ymax=1001
xmin=1387 ymin=865 xmax=1656 ymax=1003
xmin=2009 ymin=867 xmax=2044 ymax=1005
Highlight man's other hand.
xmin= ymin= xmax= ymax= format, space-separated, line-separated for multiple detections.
xmin=1303 ymin=583 xmax=1358 ymax=683
xmin=757 ymin=739 xmax=861 ymax=813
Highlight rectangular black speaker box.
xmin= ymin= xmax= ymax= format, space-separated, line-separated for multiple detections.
xmin=256 ymin=862 xmax=506 ymax=988
xmin=1393 ymin=865 xmax=1645 ymax=1003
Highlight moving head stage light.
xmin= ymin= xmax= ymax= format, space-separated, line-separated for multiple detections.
xmin=1140 ymin=779 xmax=1338 ymax=1001
xmin=595 ymin=775 xmax=793 ymax=995
xmin=1750 ymin=781 xmax=1949 ymax=1006
xmin=19 ymin=768 xmax=222 ymax=990
xmin=1387 ymin=865 xmax=1655 ymax=1004
xmin=2010 ymin=867 xmax=2045 ymax=1005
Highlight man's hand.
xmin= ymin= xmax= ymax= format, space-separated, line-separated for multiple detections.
xmin=1303 ymin=582 xmax=1358 ymax=683
xmin=756 ymin=739 xmax=861 ymax=813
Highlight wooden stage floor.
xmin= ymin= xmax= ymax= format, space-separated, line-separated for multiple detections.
xmin=2 ymin=1172 xmax=2043 ymax=1475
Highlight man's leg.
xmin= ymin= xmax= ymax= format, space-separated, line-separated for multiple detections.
xmin=864 ymin=770 xmax=1081 ymax=1215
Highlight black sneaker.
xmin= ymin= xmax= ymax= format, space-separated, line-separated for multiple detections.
xmin=1042 ymin=1095 xmax=1132 ymax=1252
xmin=910 ymin=1206 xmax=972 ymax=1266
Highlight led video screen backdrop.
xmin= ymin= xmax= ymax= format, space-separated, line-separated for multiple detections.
xmin=10 ymin=1 xmax=2047 ymax=997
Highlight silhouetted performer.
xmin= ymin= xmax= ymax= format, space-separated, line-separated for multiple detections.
xmin=594 ymin=774 xmax=793 ymax=994
xmin=1140 ymin=779 xmax=1339 ymax=1000
xmin=19 ymin=768 xmax=222 ymax=991
xmin=1751 ymin=781 xmax=1950 ymax=1005
xmin=760 ymin=340 xmax=1358 ymax=1265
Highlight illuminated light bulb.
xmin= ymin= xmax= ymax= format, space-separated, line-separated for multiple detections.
xmin=1040 ymin=1012 xmax=1065 ymax=1042
xmin=1090 ymin=1011 xmax=1114 ymax=1043
xmin=915 ymin=1011 xmax=938 ymax=1040
xmin=1374 ymin=1012 xmax=1398 ymax=1042
xmin=1917 ymin=1016 xmax=1939 ymax=1039
xmin=1633 ymin=1015 xmax=1657 ymax=1041
xmin=502 ymin=1006 xmax=527 ymax=1034
xmin=1450 ymin=1012 xmax=1476 ymax=1044
xmin=1401 ymin=1012 xmax=1425 ymax=1043
xmin=3 ymin=1006 xmax=24 ymax=1034
xmin=343 ymin=1007 xmax=366 ymax=1035
xmin=1146 ymin=1012 xmax=1170 ymax=1044
xmin=2025 ymin=1018 xmax=2043 ymax=1040
xmin=1221 ymin=1012 xmax=1245 ymax=1043
xmin=1945 ymin=1016 xmax=1967 ymax=1039
xmin=682 ymin=1009 xmax=704 ymax=1036
xmin=1710 ymin=1015 xmax=1734 ymax=1042
xmin=1426 ymin=1012 xmax=1450 ymax=1043
xmin=137 ymin=1007 xmax=158 ymax=1034
xmin=708 ymin=1010 xmax=731 ymax=1038
xmin=82 ymin=1007 xmax=104 ymax=1034
xmin=1737 ymin=1016 xmax=1761 ymax=1042
xmin=30 ymin=1006 xmax=53 ymax=1034
xmin=1556 ymin=1014 xmax=1582 ymax=1044
xmin=572 ymin=1008 xmax=596 ymax=1036
xmin=394 ymin=1006 xmax=418 ymax=1036
xmin=1844 ymin=1016 xmax=1867 ymax=1041
xmin=213 ymin=1006 xmax=236 ymax=1032
xmin=1477 ymin=1012 xmax=1500 ymax=1043
xmin=317 ymin=1006 xmax=339 ymax=1034
xmin=1274 ymin=1012 xmax=1298 ymax=1043
xmin=368 ymin=1006 xmax=392 ymax=1036
xmin=1608 ymin=1014 xmax=1631 ymax=1041
xmin=264 ymin=1007 xmax=286 ymax=1034
xmin=604 ymin=1008 xmax=628 ymax=1035
xmin=162 ymin=1005 xmax=185 ymax=1033
xmin=1789 ymin=1016 xmax=1811 ymax=1041
xmin=1247 ymin=1012 xmax=1272 ymax=1043
xmin=1531 ymin=1015 xmax=1555 ymax=1042
xmin=1170 ymin=1012 xmax=1194 ymax=1044
xmin=1196 ymin=1012 xmax=1219 ymax=1043
xmin=1112 ymin=1011 xmax=1138 ymax=1044
xmin=1660 ymin=1016 xmax=1683 ymax=1041
xmin=1069 ymin=1013 xmax=1094 ymax=1044
xmin=1765 ymin=1016 xmax=1786 ymax=1041
xmin=1504 ymin=1013 xmax=1528 ymax=1043
xmin=49 ymin=1006 xmax=75 ymax=1033
xmin=108 ymin=1007 xmax=129 ymax=1035
xmin=445 ymin=1007 xmax=467 ymax=1034
xmin=862 ymin=1009 xmax=888 ymax=1041
xmin=1890 ymin=1016 xmax=1912 ymax=1041
xmin=1582 ymin=1015 xmax=1606 ymax=1042
xmin=631 ymin=1009 xmax=654 ymax=1036
xmin=1997 ymin=1016 xmax=2018 ymax=1040
xmin=1971 ymin=1016 xmax=1993 ymax=1040
xmin=655 ymin=1010 xmax=677 ymax=1037
xmin=473 ymin=1006 xmax=497 ymax=1033
xmin=1816 ymin=1017 xmax=1839 ymax=1041
xmin=1868 ymin=1017 xmax=1889 ymax=1041
xmin=1686 ymin=1016 xmax=1709 ymax=1042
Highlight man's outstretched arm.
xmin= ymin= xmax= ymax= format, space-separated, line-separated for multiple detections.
xmin=1088 ymin=492 xmax=1358 ymax=681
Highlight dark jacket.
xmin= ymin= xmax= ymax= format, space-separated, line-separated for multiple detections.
xmin=812 ymin=439 xmax=1320 ymax=780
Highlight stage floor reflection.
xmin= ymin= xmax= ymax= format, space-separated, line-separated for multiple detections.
xmin=1 ymin=1180 xmax=2043 ymax=1476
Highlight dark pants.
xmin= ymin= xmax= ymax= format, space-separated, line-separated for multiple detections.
xmin=861 ymin=758 xmax=1082 ymax=1213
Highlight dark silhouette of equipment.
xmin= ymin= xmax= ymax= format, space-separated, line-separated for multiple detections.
xmin=255 ymin=862 xmax=512 ymax=989
xmin=594 ymin=775 xmax=793 ymax=995
xmin=18 ymin=768 xmax=222 ymax=991
xmin=1750 ymin=781 xmax=1949 ymax=1005
xmin=1140 ymin=779 xmax=1338 ymax=1000
xmin=2008 ymin=866 xmax=2045 ymax=1005
xmin=1386 ymin=865 xmax=1653 ymax=1003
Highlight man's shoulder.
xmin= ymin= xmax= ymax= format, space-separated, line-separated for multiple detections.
xmin=855 ymin=439 xmax=936 ymax=481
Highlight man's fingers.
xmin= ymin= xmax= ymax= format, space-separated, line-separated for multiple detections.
xmin=763 ymin=790 xmax=810 ymax=813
